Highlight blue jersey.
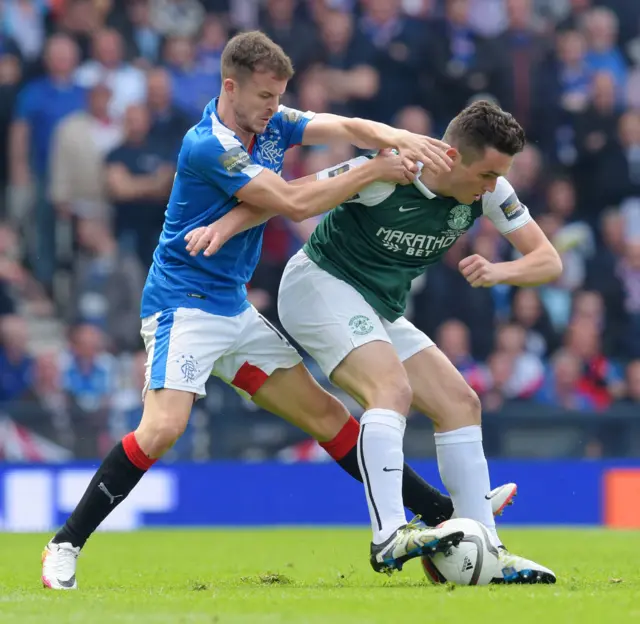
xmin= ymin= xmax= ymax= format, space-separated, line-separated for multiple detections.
xmin=141 ymin=98 xmax=314 ymax=319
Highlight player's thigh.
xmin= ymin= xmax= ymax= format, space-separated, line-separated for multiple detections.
xmin=253 ymin=362 xmax=350 ymax=442
xmin=210 ymin=307 xmax=348 ymax=441
xmin=278 ymin=251 xmax=412 ymax=414
xmin=401 ymin=340 xmax=482 ymax=433
xmin=137 ymin=308 xmax=238 ymax=446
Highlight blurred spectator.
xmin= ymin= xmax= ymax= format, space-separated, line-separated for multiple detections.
xmin=74 ymin=29 xmax=146 ymax=120
xmin=358 ymin=0 xmax=425 ymax=122
xmin=313 ymin=9 xmax=379 ymax=119
xmin=556 ymin=0 xmax=593 ymax=32
xmin=594 ymin=110 xmax=640 ymax=210
xmin=49 ymin=83 xmax=122 ymax=220
xmin=534 ymin=349 xmax=598 ymax=410
xmin=146 ymin=67 xmax=192 ymax=156
xmin=493 ymin=323 xmax=545 ymax=399
xmin=0 ymin=53 xmax=21 ymax=215
xmin=70 ymin=218 xmax=146 ymax=353
xmin=8 ymin=34 xmax=85 ymax=289
xmin=150 ymin=0 xmax=206 ymax=38
xmin=619 ymin=359 xmax=640 ymax=404
xmin=435 ymin=319 xmax=489 ymax=394
xmin=555 ymin=29 xmax=591 ymax=115
xmin=616 ymin=239 xmax=640 ymax=358
xmin=60 ymin=323 xmax=117 ymax=457
xmin=564 ymin=317 xmax=624 ymax=409
xmin=510 ymin=288 xmax=559 ymax=357
xmin=505 ymin=144 xmax=544 ymax=214
xmin=196 ymin=14 xmax=227 ymax=76
xmin=393 ymin=105 xmax=433 ymax=135
xmin=0 ymin=315 xmax=34 ymax=403
xmin=55 ymin=0 xmax=102 ymax=62
xmin=1 ymin=0 xmax=48 ymax=67
xmin=482 ymin=351 xmax=512 ymax=411
xmin=573 ymin=70 xmax=621 ymax=215
xmin=0 ymin=223 xmax=52 ymax=317
xmin=581 ymin=7 xmax=628 ymax=99
xmin=422 ymin=0 xmax=499 ymax=126
xmin=25 ymin=351 xmax=70 ymax=448
xmin=260 ymin=0 xmax=319 ymax=81
xmin=115 ymin=0 xmax=165 ymax=68
xmin=163 ymin=36 xmax=216 ymax=121
xmin=105 ymin=104 xmax=174 ymax=268
xmin=492 ymin=0 xmax=550 ymax=142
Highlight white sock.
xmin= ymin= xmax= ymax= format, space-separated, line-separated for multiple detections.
xmin=356 ymin=408 xmax=407 ymax=544
xmin=434 ymin=425 xmax=502 ymax=548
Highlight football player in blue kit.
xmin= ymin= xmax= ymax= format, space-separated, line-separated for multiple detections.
xmin=42 ymin=31 xmax=515 ymax=589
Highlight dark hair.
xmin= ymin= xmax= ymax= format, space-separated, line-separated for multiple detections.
xmin=221 ymin=31 xmax=294 ymax=82
xmin=443 ymin=100 xmax=526 ymax=163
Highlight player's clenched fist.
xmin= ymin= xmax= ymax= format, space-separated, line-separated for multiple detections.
xmin=184 ymin=225 xmax=224 ymax=257
xmin=370 ymin=148 xmax=416 ymax=185
xmin=458 ymin=254 xmax=505 ymax=288
xmin=394 ymin=131 xmax=453 ymax=177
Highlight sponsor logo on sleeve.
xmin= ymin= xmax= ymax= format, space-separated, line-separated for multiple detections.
xmin=280 ymin=106 xmax=303 ymax=124
xmin=499 ymin=193 xmax=525 ymax=221
xmin=218 ymin=146 xmax=252 ymax=174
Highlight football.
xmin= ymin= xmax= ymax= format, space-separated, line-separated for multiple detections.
xmin=421 ymin=518 xmax=500 ymax=586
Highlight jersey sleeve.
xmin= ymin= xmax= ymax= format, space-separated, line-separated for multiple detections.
xmin=482 ymin=177 xmax=532 ymax=235
xmin=314 ymin=155 xmax=395 ymax=206
xmin=188 ymin=132 xmax=265 ymax=198
xmin=274 ymin=105 xmax=316 ymax=148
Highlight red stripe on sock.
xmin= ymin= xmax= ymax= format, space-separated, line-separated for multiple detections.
xmin=320 ymin=415 xmax=360 ymax=461
xmin=122 ymin=432 xmax=156 ymax=471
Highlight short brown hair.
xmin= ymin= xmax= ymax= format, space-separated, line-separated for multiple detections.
xmin=443 ymin=100 xmax=526 ymax=163
xmin=221 ymin=31 xmax=294 ymax=82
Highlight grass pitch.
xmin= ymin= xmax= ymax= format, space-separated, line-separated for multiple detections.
xmin=1 ymin=528 xmax=639 ymax=623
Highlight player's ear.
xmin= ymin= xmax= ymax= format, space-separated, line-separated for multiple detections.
xmin=222 ymin=78 xmax=237 ymax=95
xmin=446 ymin=147 xmax=461 ymax=164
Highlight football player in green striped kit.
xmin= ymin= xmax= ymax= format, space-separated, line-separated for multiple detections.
xmin=187 ymin=101 xmax=561 ymax=583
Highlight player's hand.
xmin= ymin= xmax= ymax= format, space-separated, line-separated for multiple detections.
xmin=394 ymin=131 xmax=453 ymax=177
xmin=458 ymin=254 xmax=506 ymax=288
xmin=185 ymin=225 xmax=225 ymax=257
xmin=371 ymin=148 xmax=416 ymax=185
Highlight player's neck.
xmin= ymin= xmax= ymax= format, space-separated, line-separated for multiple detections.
xmin=217 ymin=95 xmax=255 ymax=149
xmin=418 ymin=170 xmax=454 ymax=198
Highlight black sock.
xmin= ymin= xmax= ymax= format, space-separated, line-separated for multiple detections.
xmin=336 ymin=445 xmax=454 ymax=526
xmin=52 ymin=441 xmax=148 ymax=549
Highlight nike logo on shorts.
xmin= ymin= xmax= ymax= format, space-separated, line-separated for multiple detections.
xmin=398 ymin=206 xmax=420 ymax=212
xmin=383 ymin=467 xmax=402 ymax=472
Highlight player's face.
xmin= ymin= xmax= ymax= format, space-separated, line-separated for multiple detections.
xmin=449 ymin=148 xmax=514 ymax=204
xmin=230 ymin=71 xmax=288 ymax=135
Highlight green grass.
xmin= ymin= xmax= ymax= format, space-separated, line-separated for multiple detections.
xmin=1 ymin=528 xmax=639 ymax=623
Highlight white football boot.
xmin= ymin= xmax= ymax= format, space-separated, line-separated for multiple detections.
xmin=493 ymin=547 xmax=556 ymax=584
xmin=42 ymin=542 xmax=80 ymax=590
xmin=450 ymin=482 xmax=518 ymax=519
xmin=370 ymin=517 xmax=464 ymax=575
xmin=487 ymin=483 xmax=518 ymax=517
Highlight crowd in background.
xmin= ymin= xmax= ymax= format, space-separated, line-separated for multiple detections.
xmin=1 ymin=0 xmax=640 ymax=460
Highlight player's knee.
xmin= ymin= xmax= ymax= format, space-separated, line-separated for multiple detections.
xmin=364 ymin=375 xmax=413 ymax=416
xmin=457 ymin=385 xmax=482 ymax=426
xmin=307 ymin=394 xmax=350 ymax=442
xmin=135 ymin=409 xmax=189 ymax=457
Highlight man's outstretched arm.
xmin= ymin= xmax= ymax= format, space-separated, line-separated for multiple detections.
xmin=301 ymin=113 xmax=453 ymax=175
xmin=186 ymin=150 xmax=406 ymax=257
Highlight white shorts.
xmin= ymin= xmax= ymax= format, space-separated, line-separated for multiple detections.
xmin=140 ymin=305 xmax=302 ymax=400
xmin=278 ymin=250 xmax=433 ymax=377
